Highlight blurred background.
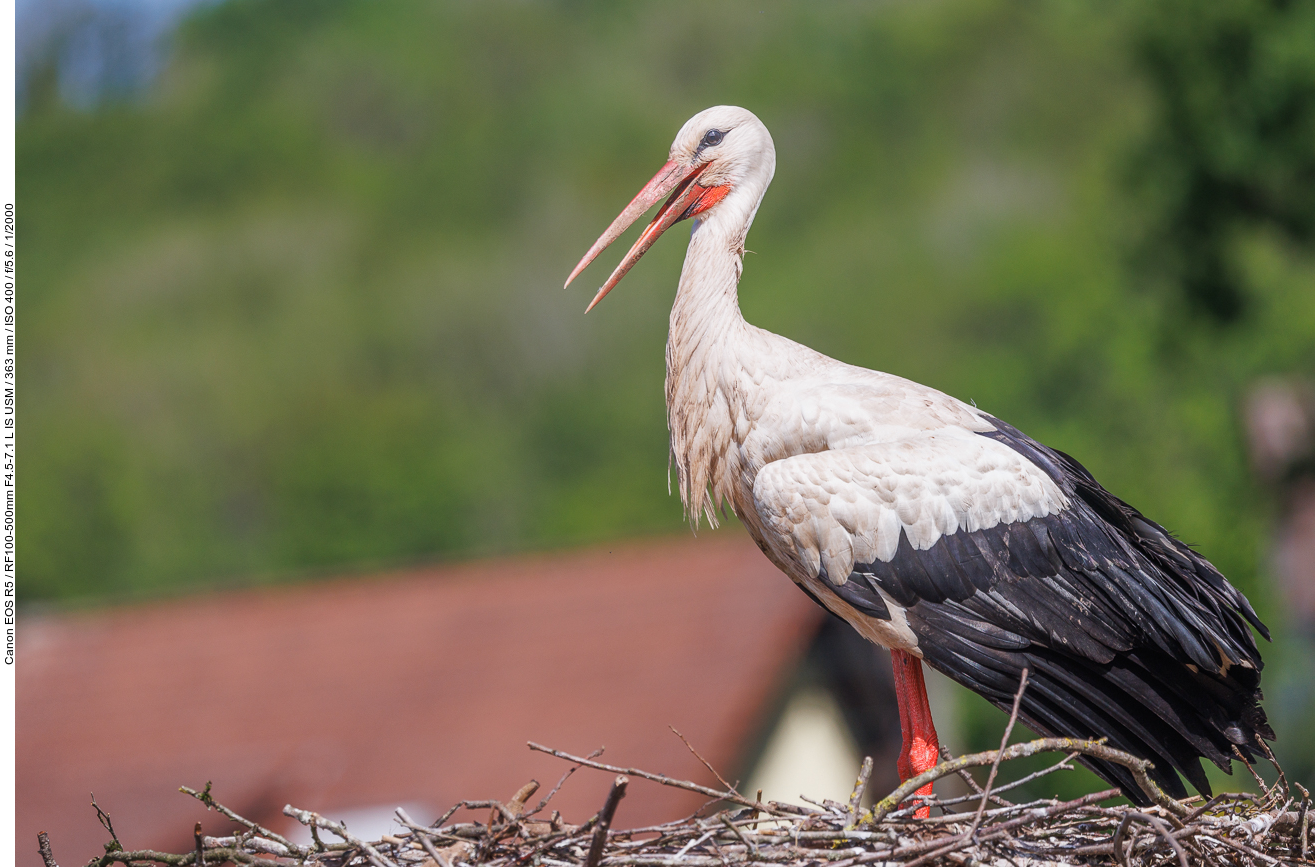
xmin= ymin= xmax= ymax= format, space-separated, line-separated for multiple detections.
xmin=16 ymin=0 xmax=1315 ymax=862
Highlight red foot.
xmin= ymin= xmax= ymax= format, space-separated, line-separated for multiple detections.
xmin=891 ymin=649 xmax=940 ymax=818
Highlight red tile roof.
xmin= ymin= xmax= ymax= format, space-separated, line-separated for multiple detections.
xmin=19 ymin=531 xmax=821 ymax=867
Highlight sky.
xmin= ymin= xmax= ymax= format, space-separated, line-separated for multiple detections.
xmin=17 ymin=0 xmax=212 ymax=109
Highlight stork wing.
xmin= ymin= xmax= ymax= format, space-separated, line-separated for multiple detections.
xmin=750 ymin=418 xmax=1271 ymax=802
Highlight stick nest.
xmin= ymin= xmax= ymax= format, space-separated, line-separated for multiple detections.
xmin=38 ymin=736 xmax=1312 ymax=867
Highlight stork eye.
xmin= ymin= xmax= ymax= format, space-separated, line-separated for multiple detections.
xmin=700 ymin=129 xmax=725 ymax=148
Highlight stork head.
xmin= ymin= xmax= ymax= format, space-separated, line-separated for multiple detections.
xmin=565 ymin=105 xmax=776 ymax=311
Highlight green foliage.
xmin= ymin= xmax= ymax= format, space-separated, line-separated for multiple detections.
xmin=19 ymin=0 xmax=1315 ymax=786
xmin=1133 ymin=0 xmax=1315 ymax=323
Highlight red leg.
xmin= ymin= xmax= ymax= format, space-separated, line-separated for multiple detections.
xmin=891 ymin=649 xmax=939 ymax=818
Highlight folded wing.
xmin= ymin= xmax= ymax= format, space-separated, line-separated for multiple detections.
xmin=751 ymin=418 xmax=1272 ymax=802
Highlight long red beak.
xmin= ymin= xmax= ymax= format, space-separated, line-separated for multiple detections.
xmin=565 ymin=160 xmax=729 ymax=312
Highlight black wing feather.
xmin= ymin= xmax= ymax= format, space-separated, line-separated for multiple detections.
xmin=842 ymin=414 xmax=1272 ymax=804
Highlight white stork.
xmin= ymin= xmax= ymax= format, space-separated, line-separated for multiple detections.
xmin=564 ymin=106 xmax=1273 ymax=807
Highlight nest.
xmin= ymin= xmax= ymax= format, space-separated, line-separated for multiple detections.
xmin=38 ymin=732 xmax=1311 ymax=867
xmin=34 ymin=667 xmax=1306 ymax=867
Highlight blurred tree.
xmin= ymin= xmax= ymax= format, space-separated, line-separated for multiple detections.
xmin=1133 ymin=0 xmax=1315 ymax=324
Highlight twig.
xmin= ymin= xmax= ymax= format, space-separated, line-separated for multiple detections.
xmin=701 ymin=822 xmax=733 ymax=867
xmin=530 ymin=747 xmax=605 ymax=817
xmin=894 ymin=789 xmax=1124 ymax=867
xmin=1180 ymin=792 xmax=1253 ymax=824
xmin=671 ymin=727 xmax=739 ymax=796
xmin=91 ymin=794 xmax=120 ymax=850
xmin=585 ymin=776 xmax=628 ymax=867
xmin=193 ymin=823 xmax=205 ymax=867
xmin=1143 ymin=813 xmax=1192 ymax=867
xmin=283 ymin=805 xmax=400 ymax=867
xmin=1112 ymin=812 xmax=1135 ymax=867
xmin=38 ymin=831 xmax=60 ymax=867
xmin=673 ymin=826 xmax=716 ymax=860
xmin=200 ymin=835 xmax=305 ymax=857
xmin=451 ymin=799 xmax=522 ymax=825
xmin=396 ymin=808 xmax=452 ymax=867
xmin=1202 ymin=830 xmax=1286 ymax=865
xmin=870 ymin=736 xmax=1188 ymax=822
xmin=798 ymin=795 xmax=834 ymax=813
xmin=1236 ymin=744 xmax=1276 ymax=802
xmin=934 ymin=744 xmax=1012 ymax=809
xmin=1261 ymin=739 xmax=1290 ymax=802
xmin=1294 ymin=782 xmax=1313 ymax=862
xmin=934 ymin=751 xmax=1077 ymax=807
xmin=528 ymin=743 xmax=790 ymax=817
xmin=719 ymin=813 xmax=758 ymax=859
xmin=827 ymin=791 xmax=1101 ymax=867
xmin=81 ymin=847 xmax=284 ymax=867
xmin=969 ymin=669 xmax=1027 ymax=837
xmin=508 ymin=781 xmax=542 ymax=818
xmin=847 ymin=757 xmax=873 ymax=826
xmin=430 ymin=802 xmax=468 ymax=830
xmin=181 ymin=784 xmax=301 ymax=852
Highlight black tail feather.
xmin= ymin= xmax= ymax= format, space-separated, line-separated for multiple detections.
xmin=911 ymin=615 xmax=1270 ymax=805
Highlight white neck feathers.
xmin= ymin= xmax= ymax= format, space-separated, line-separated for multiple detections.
xmin=665 ymin=188 xmax=761 ymax=527
xmin=659 ymin=108 xmax=778 ymax=528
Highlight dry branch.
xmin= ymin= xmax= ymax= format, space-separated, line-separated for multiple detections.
xmin=586 ymin=777 xmax=629 ymax=867
xmin=45 ymin=736 xmax=1298 ymax=867
xmin=38 ymin=831 xmax=59 ymax=867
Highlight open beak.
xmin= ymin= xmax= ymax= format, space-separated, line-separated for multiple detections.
xmin=565 ymin=160 xmax=727 ymax=312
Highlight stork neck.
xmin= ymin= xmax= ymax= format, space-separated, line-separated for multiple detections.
xmin=665 ymin=218 xmax=749 ymax=529
xmin=669 ymin=218 xmax=747 ymax=349
xmin=664 ymin=174 xmax=770 ymax=528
